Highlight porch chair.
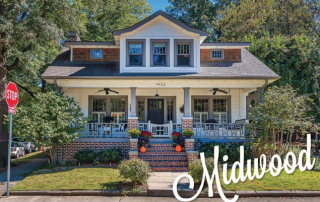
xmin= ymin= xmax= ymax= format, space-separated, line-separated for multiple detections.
xmin=103 ymin=124 xmax=112 ymax=138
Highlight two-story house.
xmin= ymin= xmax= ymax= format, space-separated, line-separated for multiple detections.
xmin=42 ymin=11 xmax=280 ymax=171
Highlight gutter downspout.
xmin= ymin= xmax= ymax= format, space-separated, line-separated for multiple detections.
xmin=257 ymin=78 xmax=269 ymax=103
xmin=54 ymin=78 xmax=62 ymax=93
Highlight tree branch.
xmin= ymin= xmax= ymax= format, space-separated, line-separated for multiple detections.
xmin=6 ymin=58 xmax=19 ymax=71
xmin=13 ymin=5 xmax=20 ymax=26
xmin=15 ymin=82 xmax=35 ymax=98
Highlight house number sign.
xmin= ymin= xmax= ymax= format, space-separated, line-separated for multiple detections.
xmin=156 ymin=82 xmax=166 ymax=86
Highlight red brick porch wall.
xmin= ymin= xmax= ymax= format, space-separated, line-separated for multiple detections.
xmin=57 ymin=142 xmax=129 ymax=162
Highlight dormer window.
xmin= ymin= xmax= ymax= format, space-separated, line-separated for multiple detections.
xmin=177 ymin=43 xmax=190 ymax=66
xmin=91 ymin=49 xmax=103 ymax=59
xmin=129 ymin=43 xmax=143 ymax=66
xmin=211 ymin=49 xmax=224 ymax=59
xmin=153 ymin=43 xmax=166 ymax=66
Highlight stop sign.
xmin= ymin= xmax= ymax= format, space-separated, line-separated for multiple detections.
xmin=5 ymin=82 xmax=19 ymax=114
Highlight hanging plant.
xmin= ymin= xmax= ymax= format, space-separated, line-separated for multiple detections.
xmin=180 ymin=105 xmax=184 ymax=113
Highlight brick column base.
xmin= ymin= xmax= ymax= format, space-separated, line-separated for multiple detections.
xmin=185 ymin=138 xmax=195 ymax=151
xmin=182 ymin=117 xmax=193 ymax=130
xmin=129 ymin=151 xmax=138 ymax=159
xmin=187 ymin=151 xmax=199 ymax=164
xmin=128 ymin=117 xmax=138 ymax=138
xmin=129 ymin=138 xmax=138 ymax=151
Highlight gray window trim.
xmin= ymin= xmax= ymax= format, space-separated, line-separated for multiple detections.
xmin=150 ymin=39 xmax=170 ymax=67
xmin=136 ymin=96 xmax=176 ymax=123
xmin=210 ymin=49 xmax=224 ymax=60
xmin=191 ymin=95 xmax=231 ymax=123
xmin=88 ymin=95 xmax=128 ymax=122
xmin=90 ymin=48 xmax=103 ymax=59
xmin=126 ymin=39 xmax=146 ymax=67
xmin=174 ymin=39 xmax=194 ymax=67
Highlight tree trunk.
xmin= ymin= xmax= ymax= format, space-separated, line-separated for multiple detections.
xmin=0 ymin=59 xmax=8 ymax=168
xmin=49 ymin=143 xmax=59 ymax=166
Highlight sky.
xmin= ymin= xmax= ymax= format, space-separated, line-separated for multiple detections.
xmin=147 ymin=0 xmax=171 ymax=13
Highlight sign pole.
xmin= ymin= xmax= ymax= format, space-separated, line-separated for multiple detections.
xmin=6 ymin=113 xmax=12 ymax=197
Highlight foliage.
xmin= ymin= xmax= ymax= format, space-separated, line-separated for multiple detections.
xmin=188 ymin=157 xmax=216 ymax=183
xmin=73 ymin=149 xmax=97 ymax=164
xmin=173 ymin=136 xmax=186 ymax=146
xmin=172 ymin=132 xmax=182 ymax=139
xmin=97 ymin=148 xmax=123 ymax=163
xmin=182 ymin=129 xmax=195 ymax=138
xmin=4 ymin=92 xmax=85 ymax=165
xmin=248 ymin=85 xmax=316 ymax=149
xmin=313 ymin=158 xmax=320 ymax=172
xmin=128 ymin=129 xmax=141 ymax=138
xmin=118 ymin=158 xmax=152 ymax=184
xmin=250 ymin=138 xmax=277 ymax=159
xmin=103 ymin=116 xmax=114 ymax=123
xmin=138 ymin=136 xmax=149 ymax=148
xmin=93 ymin=160 xmax=100 ymax=166
xmin=198 ymin=142 xmax=252 ymax=163
xmin=140 ymin=131 xmax=153 ymax=138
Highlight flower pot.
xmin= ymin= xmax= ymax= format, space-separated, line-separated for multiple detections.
xmin=180 ymin=109 xmax=184 ymax=113
xmin=176 ymin=145 xmax=182 ymax=152
xmin=140 ymin=146 xmax=146 ymax=153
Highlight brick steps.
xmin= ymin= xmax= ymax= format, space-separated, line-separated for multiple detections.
xmin=139 ymin=155 xmax=188 ymax=161
xmin=151 ymin=166 xmax=189 ymax=172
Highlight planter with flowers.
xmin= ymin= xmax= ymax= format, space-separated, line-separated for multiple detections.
xmin=179 ymin=105 xmax=184 ymax=113
xmin=171 ymin=132 xmax=185 ymax=152
xmin=128 ymin=128 xmax=141 ymax=138
xmin=138 ymin=131 xmax=153 ymax=153
xmin=182 ymin=129 xmax=194 ymax=139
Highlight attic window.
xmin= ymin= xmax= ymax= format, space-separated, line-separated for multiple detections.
xmin=129 ymin=43 xmax=143 ymax=66
xmin=211 ymin=49 xmax=224 ymax=59
xmin=91 ymin=49 xmax=103 ymax=59
xmin=177 ymin=43 xmax=190 ymax=66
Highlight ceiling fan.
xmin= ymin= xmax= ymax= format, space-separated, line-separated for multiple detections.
xmin=205 ymin=88 xmax=228 ymax=95
xmin=95 ymin=88 xmax=119 ymax=95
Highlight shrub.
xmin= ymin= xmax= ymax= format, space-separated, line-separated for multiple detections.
xmin=141 ymin=131 xmax=153 ymax=138
xmin=182 ymin=129 xmax=194 ymax=138
xmin=73 ymin=149 xmax=97 ymax=164
xmin=118 ymin=158 xmax=152 ymax=184
xmin=189 ymin=157 xmax=215 ymax=183
xmin=98 ymin=148 xmax=123 ymax=163
xmin=172 ymin=132 xmax=182 ymax=139
xmin=199 ymin=142 xmax=252 ymax=163
xmin=128 ymin=129 xmax=141 ymax=138
xmin=251 ymin=138 xmax=277 ymax=159
xmin=313 ymin=158 xmax=320 ymax=172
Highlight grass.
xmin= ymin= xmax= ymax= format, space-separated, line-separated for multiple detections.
xmin=221 ymin=169 xmax=320 ymax=191
xmin=11 ymin=151 xmax=45 ymax=166
xmin=11 ymin=168 xmax=125 ymax=191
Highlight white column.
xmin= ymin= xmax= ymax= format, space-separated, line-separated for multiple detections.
xmin=130 ymin=87 xmax=137 ymax=117
xmin=146 ymin=38 xmax=150 ymax=67
xmin=70 ymin=46 xmax=73 ymax=61
xmin=170 ymin=38 xmax=174 ymax=67
xmin=183 ymin=87 xmax=191 ymax=117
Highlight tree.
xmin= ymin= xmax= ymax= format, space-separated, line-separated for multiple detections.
xmin=4 ymin=92 xmax=85 ymax=165
xmin=0 ymin=0 xmax=88 ymax=168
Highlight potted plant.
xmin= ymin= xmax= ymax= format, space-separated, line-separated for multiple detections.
xmin=180 ymin=105 xmax=184 ymax=113
xmin=138 ymin=136 xmax=149 ymax=153
xmin=173 ymin=135 xmax=185 ymax=152
xmin=182 ymin=129 xmax=194 ymax=138
xmin=140 ymin=131 xmax=153 ymax=138
xmin=128 ymin=129 xmax=141 ymax=138
xmin=103 ymin=116 xmax=114 ymax=123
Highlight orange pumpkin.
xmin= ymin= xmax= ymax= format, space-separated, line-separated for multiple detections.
xmin=140 ymin=146 xmax=146 ymax=153
xmin=176 ymin=145 xmax=182 ymax=152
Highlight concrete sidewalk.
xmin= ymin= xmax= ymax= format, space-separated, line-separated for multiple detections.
xmin=147 ymin=172 xmax=190 ymax=190
xmin=0 ymin=154 xmax=47 ymax=196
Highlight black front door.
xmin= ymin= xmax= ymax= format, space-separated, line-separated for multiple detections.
xmin=148 ymin=99 xmax=164 ymax=124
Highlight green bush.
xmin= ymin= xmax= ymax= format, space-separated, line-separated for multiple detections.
xmin=189 ymin=157 xmax=215 ymax=183
xmin=313 ymin=158 xmax=320 ymax=172
xmin=198 ymin=142 xmax=252 ymax=163
xmin=73 ymin=149 xmax=97 ymax=164
xmin=98 ymin=148 xmax=123 ymax=163
xmin=118 ymin=158 xmax=152 ymax=184
xmin=182 ymin=129 xmax=194 ymax=138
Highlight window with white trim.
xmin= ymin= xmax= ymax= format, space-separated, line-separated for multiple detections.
xmin=213 ymin=99 xmax=228 ymax=123
xmin=92 ymin=99 xmax=106 ymax=123
xmin=91 ymin=49 xmax=103 ymax=59
xmin=111 ymin=98 xmax=126 ymax=123
xmin=177 ymin=43 xmax=190 ymax=66
xmin=153 ymin=43 xmax=166 ymax=66
xmin=211 ymin=49 xmax=224 ymax=59
xmin=129 ymin=43 xmax=143 ymax=66
xmin=194 ymin=99 xmax=208 ymax=123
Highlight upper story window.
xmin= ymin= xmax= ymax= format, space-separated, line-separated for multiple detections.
xmin=177 ymin=43 xmax=190 ymax=66
xmin=153 ymin=43 xmax=166 ymax=66
xmin=129 ymin=43 xmax=143 ymax=66
xmin=211 ymin=49 xmax=224 ymax=59
xmin=91 ymin=49 xmax=103 ymax=59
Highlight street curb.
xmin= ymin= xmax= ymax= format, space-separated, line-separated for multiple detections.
xmin=6 ymin=190 xmax=320 ymax=197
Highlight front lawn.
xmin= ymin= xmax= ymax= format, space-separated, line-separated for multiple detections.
xmin=221 ymin=169 xmax=320 ymax=191
xmin=11 ymin=168 xmax=125 ymax=191
xmin=11 ymin=151 xmax=45 ymax=166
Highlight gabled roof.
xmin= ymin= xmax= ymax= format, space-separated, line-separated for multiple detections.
xmin=113 ymin=10 xmax=208 ymax=37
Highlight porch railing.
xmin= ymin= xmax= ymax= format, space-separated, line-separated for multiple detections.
xmin=192 ymin=123 xmax=247 ymax=138
xmin=80 ymin=123 xmax=128 ymax=138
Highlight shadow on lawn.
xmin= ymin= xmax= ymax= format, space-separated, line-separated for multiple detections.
xmin=100 ymin=181 xmax=124 ymax=190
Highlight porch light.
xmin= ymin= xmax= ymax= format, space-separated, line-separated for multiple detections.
xmin=155 ymin=89 xmax=160 ymax=97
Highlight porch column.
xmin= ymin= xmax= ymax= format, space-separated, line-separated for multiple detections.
xmin=130 ymin=87 xmax=137 ymax=117
xmin=183 ymin=87 xmax=191 ymax=117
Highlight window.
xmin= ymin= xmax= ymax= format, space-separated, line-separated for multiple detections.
xmin=153 ymin=43 xmax=166 ymax=66
xmin=211 ymin=49 xmax=224 ymax=59
xmin=213 ymin=99 xmax=228 ymax=123
xmin=111 ymin=99 xmax=126 ymax=123
xmin=138 ymin=99 xmax=144 ymax=122
xmin=194 ymin=99 xmax=208 ymax=123
xmin=177 ymin=43 xmax=190 ymax=66
xmin=91 ymin=49 xmax=103 ymax=59
xmin=167 ymin=99 xmax=174 ymax=123
xmin=129 ymin=43 xmax=143 ymax=66
xmin=92 ymin=99 xmax=106 ymax=123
